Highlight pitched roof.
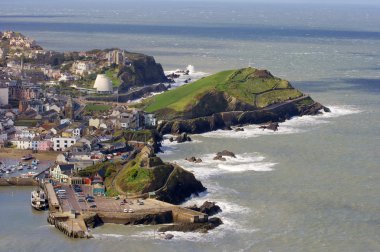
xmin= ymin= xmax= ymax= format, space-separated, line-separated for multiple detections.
xmin=58 ymin=164 xmax=75 ymax=171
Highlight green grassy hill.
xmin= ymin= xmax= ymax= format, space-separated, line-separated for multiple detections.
xmin=143 ymin=67 xmax=303 ymax=120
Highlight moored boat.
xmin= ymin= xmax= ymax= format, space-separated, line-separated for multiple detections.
xmin=31 ymin=159 xmax=39 ymax=166
xmin=31 ymin=190 xmax=48 ymax=210
xmin=21 ymin=154 xmax=34 ymax=161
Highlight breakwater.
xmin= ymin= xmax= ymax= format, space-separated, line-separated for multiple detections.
xmin=0 ymin=177 xmax=38 ymax=186
xmin=43 ymin=182 xmax=208 ymax=239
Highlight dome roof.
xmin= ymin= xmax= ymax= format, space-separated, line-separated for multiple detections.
xmin=94 ymin=74 xmax=113 ymax=92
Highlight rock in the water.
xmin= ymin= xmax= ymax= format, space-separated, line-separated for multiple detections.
xmin=169 ymin=137 xmax=174 ymax=142
xmin=199 ymin=201 xmax=222 ymax=216
xmin=216 ymin=150 xmax=236 ymax=158
xmin=185 ymin=156 xmax=196 ymax=162
xmin=164 ymin=233 xmax=174 ymax=240
xmin=213 ymin=155 xmax=226 ymax=161
xmin=186 ymin=157 xmax=203 ymax=163
xmin=223 ymin=126 xmax=233 ymax=131
xmin=235 ymin=127 xmax=244 ymax=132
xmin=175 ymin=133 xmax=192 ymax=143
xmin=187 ymin=201 xmax=222 ymax=216
xmin=259 ymin=122 xmax=279 ymax=131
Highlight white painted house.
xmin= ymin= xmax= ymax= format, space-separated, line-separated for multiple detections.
xmin=52 ymin=137 xmax=79 ymax=151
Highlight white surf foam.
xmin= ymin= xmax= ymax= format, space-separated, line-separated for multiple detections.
xmin=165 ymin=65 xmax=208 ymax=88
xmin=201 ymin=105 xmax=362 ymax=139
xmin=92 ymin=233 xmax=125 ymax=240
xmin=174 ymin=153 xmax=276 ymax=179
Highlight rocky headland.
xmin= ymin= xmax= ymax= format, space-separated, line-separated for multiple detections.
xmin=141 ymin=67 xmax=330 ymax=135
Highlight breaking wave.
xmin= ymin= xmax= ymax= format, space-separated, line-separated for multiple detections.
xmin=201 ymin=105 xmax=362 ymax=139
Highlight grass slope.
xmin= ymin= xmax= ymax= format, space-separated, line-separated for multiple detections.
xmin=144 ymin=67 xmax=303 ymax=114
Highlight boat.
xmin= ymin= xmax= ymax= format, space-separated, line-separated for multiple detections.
xmin=17 ymin=166 xmax=24 ymax=171
xmin=26 ymin=165 xmax=32 ymax=170
xmin=21 ymin=154 xmax=34 ymax=161
xmin=31 ymin=190 xmax=48 ymax=210
xmin=31 ymin=159 xmax=39 ymax=166
xmin=32 ymin=166 xmax=37 ymax=170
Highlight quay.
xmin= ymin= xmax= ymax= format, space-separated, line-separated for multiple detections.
xmin=43 ymin=182 xmax=208 ymax=239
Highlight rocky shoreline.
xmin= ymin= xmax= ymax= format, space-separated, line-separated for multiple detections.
xmin=157 ymin=97 xmax=329 ymax=135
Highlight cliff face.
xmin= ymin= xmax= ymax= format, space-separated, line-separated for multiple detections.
xmin=119 ymin=54 xmax=168 ymax=88
xmin=155 ymin=165 xmax=206 ymax=204
xmin=157 ymin=96 xmax=330 ymax=135
xmin=107 ymin=152 xmax=206 ymax=204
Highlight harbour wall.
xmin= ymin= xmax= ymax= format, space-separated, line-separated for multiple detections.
xmin=0 ymin=177 xmax=38 ymax=186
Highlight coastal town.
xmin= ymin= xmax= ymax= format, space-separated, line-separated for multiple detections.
xmin=0 ymin=31 xmax=222 ymax=239
xmin=0 ymin=31 xmax=162 ymax=154
xmin=0 ymin=30 xmax=328 ymax=240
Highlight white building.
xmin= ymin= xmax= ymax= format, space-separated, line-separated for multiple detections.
xmin=52 ymin=137 xmax=79 ymax=151
xmin=0 ymin=84 xmax=9 ymax=106
xmin=15 ymin=129 xmax=37 ymax=139
xmin=93 ymin=74 xmax=113 ymax=94
xmin=11 ymin=138 xmax=32 ymax=150
xmin=144 ymin=114 xmax=157 ymax=127
xmin=72 ymin=61 xmax=96 ymax=76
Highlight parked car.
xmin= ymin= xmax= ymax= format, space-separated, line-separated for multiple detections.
xmin=128 ymin=209 xmax=134 ymax=213
xmin=123 ymin=208 xmax=129 ymax=213
xmin=78 ymin=198 xmax=85 ymax=202
xmin=90 ymin=204 xmax=97 ymax=208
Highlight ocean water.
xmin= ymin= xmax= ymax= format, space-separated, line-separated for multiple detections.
xmin=1 ymin=1 xmax=380 ymax=252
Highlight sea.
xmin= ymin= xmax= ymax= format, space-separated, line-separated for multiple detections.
xmin=0 ymin=1 xmax=380 ymax=251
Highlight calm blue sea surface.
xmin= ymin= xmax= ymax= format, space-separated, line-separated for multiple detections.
xmin=0 ymin=1 xmax=379 ymax=251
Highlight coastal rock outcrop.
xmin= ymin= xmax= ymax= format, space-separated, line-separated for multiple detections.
xmin=156 ymin=97 xmax=330 ymax=135
xmin=155 ymin=164 xmax=206 ymax=204
xmin=157 ymin=217 xmax=223 ymax=233
xmin=259 ymin=122 xmax=279 ymax=131
xmin=216 ymin=150 xmax=236 ymax=158
xmin=185 ymin=157 xmax=203 ymax=163
xmin=213 ymin=150 xmax=236 ymax=161
xmin=187 ymin=201 xmax=222 ymax=216
xmin=175 ymin=133 xmax=192 ymax=143
xmin=119 ymin=53 xmax=168 ymax=87
xmin=99 ymin=150 xmax=206 ymax=205
xmin=213 ymin=156 xmax=226 ymax=161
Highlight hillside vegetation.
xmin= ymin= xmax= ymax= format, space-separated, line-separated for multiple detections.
xmin=143 ymin=68 xmax=303 ymax=120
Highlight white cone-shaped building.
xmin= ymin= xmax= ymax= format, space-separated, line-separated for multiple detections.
xmin=94 ymin=74 xmax=113 ymax=93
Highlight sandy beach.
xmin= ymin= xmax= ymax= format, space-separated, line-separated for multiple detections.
xmin=0 ymin=148 xmax=59 ymax=162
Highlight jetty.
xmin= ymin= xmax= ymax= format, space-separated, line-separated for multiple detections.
xmin=43 ymin=182 xmax=208 ymax=239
